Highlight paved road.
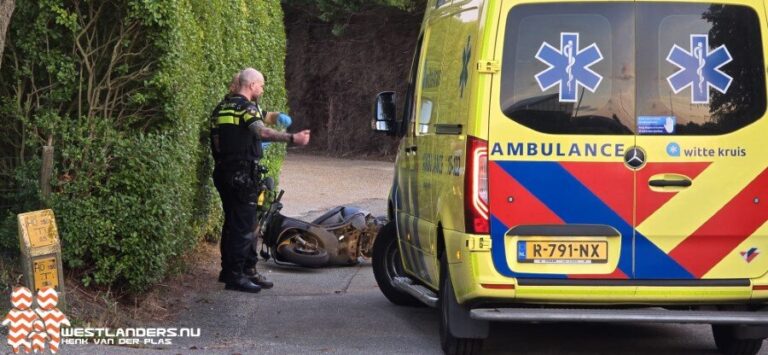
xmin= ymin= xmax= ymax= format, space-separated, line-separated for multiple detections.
xmin=60 ymin=153 xmax=764 ymax=355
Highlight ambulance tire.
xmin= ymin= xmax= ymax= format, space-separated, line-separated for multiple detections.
xmin=712 ymin=324 xmax=763 ymax=355
xmin=372 ymin=221 xmax=424 ymax=307
xmin=439 ymin=256 xmax=485 ymax=355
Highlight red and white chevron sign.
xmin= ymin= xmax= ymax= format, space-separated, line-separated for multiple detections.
xmin=2 ymin=287 xmax=68 ymax=354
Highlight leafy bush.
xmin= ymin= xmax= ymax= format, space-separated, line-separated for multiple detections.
xmin=0 ymin=0 xmax=288 ymax=293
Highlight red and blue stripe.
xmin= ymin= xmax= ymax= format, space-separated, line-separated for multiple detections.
xmin=490 ymin=161 xmax=694 ymax=279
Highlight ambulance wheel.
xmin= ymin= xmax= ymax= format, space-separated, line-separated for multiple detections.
xmin=712 ymin=324 xmax=764 ymax=355
xmin=372 ymin=221 xmax=423 ymax=307
xmin=439 ymin=256 xmax=486 ymax=355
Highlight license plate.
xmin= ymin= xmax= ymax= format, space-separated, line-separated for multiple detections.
xmin=517 ymin=240 xmax=608 ymax=264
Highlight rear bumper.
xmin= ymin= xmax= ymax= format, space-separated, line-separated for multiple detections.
xmin=443 ymin=229 xmax=768 ymax=305
xmin=470 ymin=307 xmax=768 ymax=324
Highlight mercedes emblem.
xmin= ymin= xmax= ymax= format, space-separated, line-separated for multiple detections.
xmin=624 ymin=146 xmax=646 ymax=170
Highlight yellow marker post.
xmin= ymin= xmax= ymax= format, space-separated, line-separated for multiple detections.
xmin=17 ymin=209 xmax=66 ymax=307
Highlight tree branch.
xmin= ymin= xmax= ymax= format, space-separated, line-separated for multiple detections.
xmin=0 ymin=0 xmax=16 ymax=70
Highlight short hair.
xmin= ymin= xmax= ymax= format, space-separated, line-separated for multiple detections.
xmin=239 ymin=68 xmax=264 ymax=87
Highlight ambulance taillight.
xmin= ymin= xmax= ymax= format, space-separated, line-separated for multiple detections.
xmin=465 ymin=136 xmax=489 ymax=234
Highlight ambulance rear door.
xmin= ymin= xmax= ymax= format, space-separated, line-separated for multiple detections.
xmin=488 ymin=2 xmax=636 ymax=281
xmin=633 ymin=1 xmax=768 ymax=280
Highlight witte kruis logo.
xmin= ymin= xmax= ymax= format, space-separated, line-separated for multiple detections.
xmin=2 ymin=287 xmax=69 ymax=354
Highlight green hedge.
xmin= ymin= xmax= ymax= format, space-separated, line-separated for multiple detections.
xmin=0 ymin=0 xmax=288 ymax=293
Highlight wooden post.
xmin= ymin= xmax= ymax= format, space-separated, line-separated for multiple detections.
xmin=17 ymin=209 xmax=66 ymax=309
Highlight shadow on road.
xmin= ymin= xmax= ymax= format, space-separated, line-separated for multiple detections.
xmin=484 ymin=322 xmax=721 ymax=354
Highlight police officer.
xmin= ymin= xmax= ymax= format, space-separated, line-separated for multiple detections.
xmin=210 ymin=71 xmax=243 ymax=286
xmin=211 ymin=70 xmax=294 ymax=287
xmin=211 ymin=68 xmax=310 ymax=293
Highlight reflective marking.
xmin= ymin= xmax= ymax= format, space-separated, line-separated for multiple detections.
xmin=495 ymin=161 xmax=693 ymax=279
xmin=670 ymin=168 xmax=768 ymax=277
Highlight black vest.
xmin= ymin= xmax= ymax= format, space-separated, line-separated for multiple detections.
xmin=210 ymin=94 xmax=263 ymax=163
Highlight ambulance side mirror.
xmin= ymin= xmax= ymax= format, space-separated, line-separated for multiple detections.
xmin=373 ymin=91 xmax=397 ymax=136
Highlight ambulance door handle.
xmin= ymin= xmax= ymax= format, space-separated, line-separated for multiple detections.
xmin=648 ymin=178 xmax=692 ymax=187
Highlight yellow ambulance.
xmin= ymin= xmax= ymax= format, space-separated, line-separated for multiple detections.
xmin=371 ymin=0 xmax=768 ymax=354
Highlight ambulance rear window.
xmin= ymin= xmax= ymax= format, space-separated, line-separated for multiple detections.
xmin=500 ymin=3 xmax=766 ymax=135
xmin=636 ymin=3 xmax=765 ymax=135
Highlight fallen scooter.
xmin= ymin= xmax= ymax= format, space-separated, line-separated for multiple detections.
xmin=252 ymin=172 xmax=383 ymax=267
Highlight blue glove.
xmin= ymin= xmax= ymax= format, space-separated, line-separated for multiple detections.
xmin=277 ymin=113 xmax=292 ymax=128
xmin=261 ymin=142 xmax=271 ymax=151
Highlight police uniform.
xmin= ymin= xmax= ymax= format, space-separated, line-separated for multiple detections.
xmin=210 ymin=94 xmax=265 ymax=290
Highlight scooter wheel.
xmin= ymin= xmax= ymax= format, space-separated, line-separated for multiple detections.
xmin=277 ymin=244 xmax=330 ymax=267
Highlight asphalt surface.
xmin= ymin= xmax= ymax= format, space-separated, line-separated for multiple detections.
xmin=53 ymin=153 xmax=765 ymax=354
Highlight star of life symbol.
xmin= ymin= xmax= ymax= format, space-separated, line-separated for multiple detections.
xmin=666 ymin=34 xmax=733 ymax=104
xmin=535 ymin=32 xmax=604 ymax=102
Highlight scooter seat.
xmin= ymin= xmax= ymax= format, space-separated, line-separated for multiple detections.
xmin=311 ymin=206 xmax=366 ymax=228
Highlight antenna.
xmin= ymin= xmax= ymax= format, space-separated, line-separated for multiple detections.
xmin=573 ymin=87 xmax=585 ymax=118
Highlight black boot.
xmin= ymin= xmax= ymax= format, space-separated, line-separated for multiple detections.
xmin=223 ymin=272 xmax=262 ymax=293
xmin=244 ymin=266 xmax=273 ymax=289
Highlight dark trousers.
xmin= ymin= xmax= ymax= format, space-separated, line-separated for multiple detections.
xmin=213 ymin=166 xmax=258 ymax=275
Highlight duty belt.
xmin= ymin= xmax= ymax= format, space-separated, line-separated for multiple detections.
xmin=215 ymin=159 xmax=258 ymax=171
